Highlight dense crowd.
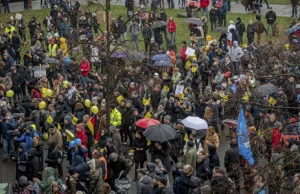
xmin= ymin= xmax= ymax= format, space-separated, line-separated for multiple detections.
xmin=0 ymin=0 xmax=300 ymax=193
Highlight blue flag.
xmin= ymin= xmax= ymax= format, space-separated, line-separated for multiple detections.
xmin=237 ymin=108 xmax=254 ymax=165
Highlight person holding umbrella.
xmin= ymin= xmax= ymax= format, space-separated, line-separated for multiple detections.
xmin=132 ymin=130 xmax=148 ymax=181
xmin=150 ymin=141 xmax=172 ymax=172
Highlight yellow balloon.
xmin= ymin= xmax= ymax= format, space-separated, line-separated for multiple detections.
xmin=43 ymin=133 xmax=48 ymax=141
xmin=84 ymin=99 xmax=91 ymax=107
xmin=46 ymin=89 xmax=53 ymax=97
xmin=91 ymin=106 xmax=99 ymax=114
xmin=6 ymin=90 xmax=14 ymax=97
xmin=39 ymin=101 xmax=46 ymax=109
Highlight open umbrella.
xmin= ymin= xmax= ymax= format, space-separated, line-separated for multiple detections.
xmin=184 ymin=18 xmax=204 ymax=26
xmin=181 ymin=116 xmax=208 ymax=130
xmin=136 ymin=118 xmax=160 ymax=129
xmin=151 ymin=54 xmax=171 ymax=61
xmin=222 ymin=119 xmax=237 ymax=128
xmin=186 ymin=1 xmax=201 ymax=8
xmin=257 ymin=84 xmax=277 ymax=97
xmin=125 ymin=52 xmax=145 ymax=62
xmin=213 ymin=27 xmax=227 ymax=33
xmin=143 ymin=124 xmax=176 ymax=142
xmin=285 ymin=25 xmax=300 ymax=35
xmin=42 ymin=58 xmax=61 ymax=64
xmin=153 ymin=61 xmax=174 ymax=67
xmin=111 ymin=51 xmax=129 ymax=58
xmin=152 ymin=21 xmax=167 ymax=29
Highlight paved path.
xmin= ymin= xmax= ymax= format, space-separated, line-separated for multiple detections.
xmin=2 ymin=0 xmax=292 ymax=17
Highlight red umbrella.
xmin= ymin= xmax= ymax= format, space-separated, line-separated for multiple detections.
xmin=136 ymin=118 xmax=160 ymax=129
xmin=186 ymin=1 xmax=201 ymax=8
xmin=222 ymin=119 xmax=237 ymax=128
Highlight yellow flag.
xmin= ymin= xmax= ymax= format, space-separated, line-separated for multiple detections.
xmin=179 ymin=93 xmax=184 ymax=99
xmin=143 ymin=97 xmax=151 ymax=106
xmin=163 ymin=85 xmax=170 ymax=92
xmin=66 ymin=129 xmax=75 ymax=142
xmin=144 ymin=112 xmax=152 ymax=118
xmin=57 ymin=123 xmax=62 ymax=130
xmin=147 ymin=140 xmax=151 ymax=146
xmin=268 ymin=97 xmax=276 ymax=106
xmin=46 ymin=116 xmax=53 ymax=124
xmin=72 ymin=116 xmax=78 ymax=125
xmin=184 ymin=133 xmax=189 ymax=142
xmin=117 ymin=95 xmax=124 ymax=104
xmin=42 ymin=87 xmax=47 ymax=98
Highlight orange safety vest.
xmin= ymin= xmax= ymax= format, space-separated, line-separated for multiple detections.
xmin=99 ymin=156 xmax=108 ymax=180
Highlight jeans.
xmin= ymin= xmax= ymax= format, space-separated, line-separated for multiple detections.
xmin=266 ymin=23 xmax=274 ymax=36
xmin=201 ymin=7 xmax=208 ymax=18
xmin=4 ymin=2 xmax=10 ymax=13
xmin=119 ymin=32 xmax=127 ymax=46
xmin=220 ymin=15 xmax=226 ymax=27
xmin=210 ymin=21 xmax=216 ymax=31
xmin=24 ymin=0 xmax=28 ymax=9
xmin=13 ymin=92 xmax=22 ymax=103
xmin=292 ymin=5 xmax=297 ymax=18
xmin=259 ymin=0 xmax=269 ymax=8
xmin=3 ymin=139 xmax=15 ymax=159
xmin=131 ymin=36 xmax=139 ymax=52
xmin=169 ymin=32 xmax=176 ymax=44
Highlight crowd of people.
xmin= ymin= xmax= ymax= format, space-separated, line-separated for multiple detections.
xmin=0 ymin=0 xmax=300 ymax=193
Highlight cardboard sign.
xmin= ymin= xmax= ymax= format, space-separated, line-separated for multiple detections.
xmin=34 ymin=66 xmax=46 ymax=78
xmin=185 ymin=47 xmax=195 ymax=56
xmin=96 ymin=10 xmax=112 ymax=24
xmin=175 ymin=84 xmax=184 ymax=95
xmin=15 ymin=13 xmax=22 ymax=20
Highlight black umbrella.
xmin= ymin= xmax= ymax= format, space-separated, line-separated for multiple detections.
xmin=143 ymin=124 xmax=176 ymax=142
xmin=213 ymin=27 xmax=227 ymax=33
xmin=184 ymin=18 xmax=204 ymax=26
xmin=152 ymin=21 xmax=167 ymax=29
xmin=153 ymin=61 xmax=174 ymax=67
xmin=42 ymin=58 xmax=61 ymax=64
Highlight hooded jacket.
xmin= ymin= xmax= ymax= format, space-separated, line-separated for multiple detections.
xmin=147 ymin=162 xmax=156 ymax=178
xmin=73 ymin=155 xmax=91 ymax=181
xmin=60 ymin=37 xmax=68 ymax=56
xmin=137 ymin=175 xmax=153 ymax=194
xmin=16 ymin=127 xmax=39 ymax=150
xmin=1 ymin=117 xmax=16 ymax=140
xmin=27 ymin=148 xmax=39 ymax=181
xmin=46 ymin=141 xmax=60 ymax=169
xmin=66 ymin=173 xmax=79 ymax=194
xmin=39 ymin=167 xmax=56 ymax=193
xmin=228 ymin=41 xmax=244 ymax=62
xmin=224 ymin=140 xmax=240 ymax=172
xmin=21 ymin=94 xmax=35 ymax=118
xmin=75 ymin=124 xmax=88 ymax=148
xmin=208 ymin=144 xmax=220 ymax=168
xmin=80 ymin=59 xmax=90 ymax=76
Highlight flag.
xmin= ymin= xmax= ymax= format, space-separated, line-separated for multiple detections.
xmin=57 ymin=123 xmax=62 ymax=130
xmin=184 ymin=133 xmax=189 ymax=142
xmin=66 ymin=129 xmax=75 ymax=142
xmin=237 ymin=108 xmax=254 ymax=165
xmin=87 ymin=117 xmax=95 ymax=136
xmin=72 ymin=116 xmax=78 ymax=125
xmin=46 ymin=116 xmax=53 ymax=124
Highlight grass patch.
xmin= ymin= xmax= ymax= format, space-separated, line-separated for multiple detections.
xmin=0 ymin=4 xmax=293 ymax=57
xmin=268 ymin=0 xmax=290 ymax=5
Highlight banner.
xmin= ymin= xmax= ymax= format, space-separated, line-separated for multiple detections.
xmin=34 ymin=66 xmax=46 ymax=78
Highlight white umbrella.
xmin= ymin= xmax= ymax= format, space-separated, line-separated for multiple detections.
xmin=181 ymin=116 xmax=208 ymax=130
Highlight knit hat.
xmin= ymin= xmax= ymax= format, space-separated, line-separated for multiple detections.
xmin=64 ymin=115 xmax=72 ymax=123
xmin=92 ymin=97 xmax=98 ymax=103
xmin=109 ymin=153 xmax=118 ymax=161
xmin=200 ymin=185 xmax=211 ymax=193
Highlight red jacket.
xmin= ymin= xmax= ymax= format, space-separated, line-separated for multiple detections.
xmin=80 ymin=59 xmax=90 ymax=76
xmin=167 ymin=20 xmax=176 ymax=33
xmin=180 ymin=47 xmax=187 ymax=61
xmin=272 ymin=128 xmax=282 ymax=147
xmin=201 ymin=0 xmax=210 ymax=8
xmin=31 ymin=89 xmax=42 ymax=99
xmin=75 ymin=126 xmax=88 ymax=149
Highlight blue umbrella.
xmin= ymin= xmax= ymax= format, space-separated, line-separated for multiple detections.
xmin=111 ymin=51 xmax=129 ymax=58
xmin=151 ymin=54 xmax=171 ymax=61
xmin=285 ymin=25 xmax=300 ymax=35
xmin=153 ymin=61 xmax=174 ymax=67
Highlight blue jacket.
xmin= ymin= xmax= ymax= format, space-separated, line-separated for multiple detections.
xmin=1 ymin=118 xmax=16 ymax=140
xmin=220 ymin=2 xmax=228 ymax=15
xmin=16 ymin=129 xmax=39 ymax=150
xmin=59 ymin=22 xmax=70 ymax=38
xmin=17 ymin=143 xmax=28 ymax=168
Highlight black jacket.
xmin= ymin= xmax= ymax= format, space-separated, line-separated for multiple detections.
xmin=11 ymin=72 xmax=22 ymax=93
xmin=27 ymin=20 xmax=37 ymax=35
xmin=45 ymin=141 xmax=59 ymax=169
xmin=208 ymin=144 xmax=220 ymax=169
xmin=133 ymin=137 xmax=148 ymax=163
xmin=109 ymin=156 xmax=131 ymax=179
xmin=196 ymin=157 xmax=212 ymax=181
xmin=209 ymin=9 xmax=218 ymax=22
xmin=235 ymin=21 xmax=245 ymax=36
xmin=137 ymin=175 xmax=153 ymax=194
xmin=27 ymin=148 xmax=39 ymax=181
xmin=73 ymin=155 xmax=91 ymax=181
xmin=164 ymin=100 xmax=178 ymax=123
xmin=224 ymin=141 xmax=240 ymax=172
xmin=21 ymin=94 xmax=36 ymax=118
xmin=143 ymin=26 xmax=153 ymax=40
xmin=265 ymin=10 xmax=276 ymax=24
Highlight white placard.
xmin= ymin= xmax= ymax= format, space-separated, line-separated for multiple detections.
xmin=175 ymin=84 xmax=184 ymax=95
xmin=15 ymin=13 xmax=22 ymax=20
xmin=185 ymin=47 xmax=195 ymax=56
xmin=34 ymin=66 xmax=46 ymax=78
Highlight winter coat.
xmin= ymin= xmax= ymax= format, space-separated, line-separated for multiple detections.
xmin=16 ymin=129 xmax=39 ymax=150
xmin=33 ymin=141 xmax=44 ymax=171
xmin=73 ymin=155 xmax=91 ymax=181
xmin=236 ymin=21 xmax=245 ymax=36
xmin=137 ymin=175 xmax=153 ymax=194
xmin=195 ymin=102 xmax=206 ymax=119
xmin=167 ymin=20 xmax=176 ymax=33
xmin=201 ymin=0 xmax=210 ymax=8
xmin=150 ymin=141 xmax=171 ymax=172
xmin=129 ymin=23 xmax=140 ymax=37
xmin=272 ymin=128 xmax=282 ymax=150
xmin=228 ymin=41 xmax=244 ymax=62
xmin=183 ymin=147 xmax=197 ymax=170
xmin=39 ymin=167 xmax=56 ymax=193
xmin=45 ymin=141 xmax=60 ymax=169
xmin=170 ymin=130 xmax=185 ymax=157
xmin=219 ymin=2 xmax=228 ymax=15
xmin=265 ymin=10 xmax=276 ymax=24
xmin=59 ymin=22 xmax=70 ymax=38
xmin=224 ymin=141 xmax=240 ymax=173
xmin=1 ymin=118 xmax=16 ymax=140
xmin=196 ymin=157 xmax=212 ymax=181
xmin=209 ymin=9 xmax=218 ymax=22
xmin=11 ymin=72 xmax=22 ymax=93
xmin=27 ymin=148 xmax=39 ymax=181
xmin=118 ymin=19 xmax=127 ymax=34
xmin=188 ymin=176 xmax=201 ymax=194
xmin=254 ymin=20 xmax=266 ymax=34
xmin=133 ymin=137 xmax=148 ymax=163
xmin=80 ymin=59 xmax=90 ymax=76
xmin=208 ymin=144 xmax=220 ymax=168
xmin=21 ymin=94 xmax=35 ymax=118
xmin=173 ymin=173 xmax=194 ymax=194
xmin=60 ymin=38 xmax=68 ymax=56
xmin=27 ymin=20 xmax=37 ymax=35
xmin=16 ymin=143 xmax=28 ymax=180
xmin=66 ymin=174 xmax=79 ymax=194
xmin=109 ymin=156 xmax=131 ymax=179
xmin=111 ymin=131 xmax=122 ymax=154
xmin=48 ymin=129 xmax=63 ymax=151
xmin=143 ymin=26 xmax=153 ymax=40
xmin=75 ymin=128 xmax=88 ymax=148
xmin=87 ymin=159 xmax=104 ymax=194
